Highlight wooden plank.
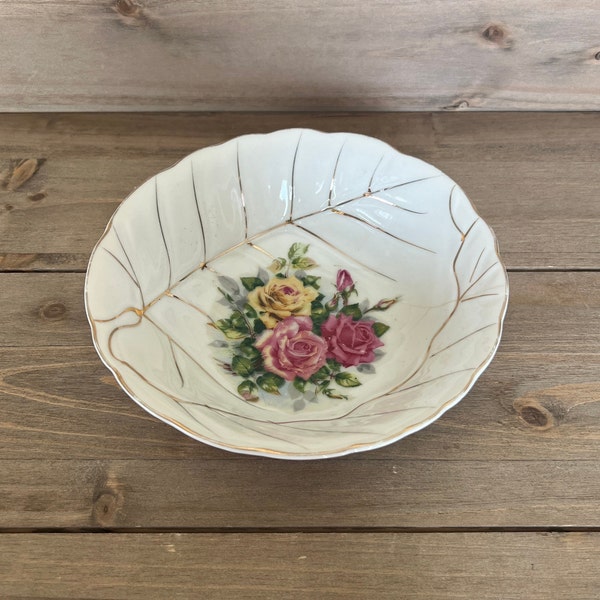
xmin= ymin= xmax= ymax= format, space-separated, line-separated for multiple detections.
xmin=1 ymin=271 xmax=599 ymax=349
xmin=1 ymin=2 xmax=600 ymax=111
xmin=1 ymin=112 xmax=599 ymax=271
xmin=0 ymin=272 xmax=598 ymax=528
xmin=1 ymin=533 xmax=600 ymax=599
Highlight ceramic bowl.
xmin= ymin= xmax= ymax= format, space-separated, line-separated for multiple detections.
xmin=85 ymin=129 xmax=508 ymax=459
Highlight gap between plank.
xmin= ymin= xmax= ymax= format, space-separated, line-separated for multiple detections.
xmin=1 ymin=526 xmax=600 ymax=534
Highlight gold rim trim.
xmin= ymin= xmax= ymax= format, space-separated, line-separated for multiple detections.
xmin=84 ymin=129 xmax=509 ymax=460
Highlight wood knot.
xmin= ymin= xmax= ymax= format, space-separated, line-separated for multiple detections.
xmin=27 ymin=190 xmax=47 ymax=202
xmin=40 ymin=301 xmax=66 ymax=321
xmin=114 ymin=0 xmax=143 ymax=18
xmin=443 ymin=99 xmax=470 ymax=111
xmin=513 ymin=398 xmax=555 ymax=431
xmin=594 ymin=51 xmax=600 ymax=61
xmin=4 ymin=203 xmax=14 ymax=211
xmin=481 ymin=23 xmax=512 ymax=49
xmin=92 ymin=490 xmax=122 ymax=526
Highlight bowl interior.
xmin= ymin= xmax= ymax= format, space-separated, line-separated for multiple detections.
xmin=85 ymin=129 xmax=508 ymax=458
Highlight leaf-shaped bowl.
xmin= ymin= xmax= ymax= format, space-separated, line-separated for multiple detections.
xmin=85 ymin=129 xmax=508 ymax=459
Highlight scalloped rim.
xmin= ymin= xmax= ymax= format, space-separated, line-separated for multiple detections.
xmin=85 ymin=129 xmax=509 ymax=460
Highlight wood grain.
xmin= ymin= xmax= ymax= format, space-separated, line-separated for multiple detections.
xmin=0 ymin=272 xmax=598 ymax=529
xmin=2 ymin=533 xmax=600 ymax=599
xmin=1 ymin=2 xmax=600 ymax=111
xmin=1 ymin=113 xmax=599 ymax=271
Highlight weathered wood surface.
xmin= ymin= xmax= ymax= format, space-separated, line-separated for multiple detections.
xmin=2 ymin=1 xmax=600 ymax=111
xmin=0 ymin=111 xmax=598 ymax=595
xmin=0 ymin=272 xmax=598 ymax=529
xmin=2 ymin=533 xmax=600 ymax=599
xmin=1 ymin=112 xmax=599 ymax=271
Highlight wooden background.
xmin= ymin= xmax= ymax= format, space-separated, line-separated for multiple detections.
xmin=2 ymin=0 xmax=600 ymax=112
xmin=0 ymin=112 xmax=599 ymax=597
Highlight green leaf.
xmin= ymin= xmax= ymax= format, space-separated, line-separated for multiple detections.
xmin=237 ymin=380 xmax=259 ymax=401
xmin=238 ymin=343 xmax=261 ymax=362
xmin=316 ymin=381 xmax=330 ymax=393
xmin=274 ymin=273 xmax=286 ymax=279
xmin=253 ymin=319 xmax=266 ymax=334
xmin=324 ymin=388 xmax=348 ymax=400
xmin=326 ymin=359 xmax=341 ymax=373
xmin=293 ymin=377 xmax=307 ymax=393
xmin=301 ymin=275 xmax=321 ymax=289
xmin=335 ymin=372 xmax=362 ymax=388
xmin=230 ymin=311 xmax=249 ymax=333
xmin=268 ymin=257 xmax=287 ymax=273
xmin=244 ymin=303 xmax=258 ymax=319
xmin=310 ymin=365 xmax=330 ymax=382
xmin=288 ymin=242 xmax=309 ymax=260
xmin=372 ymin=322 xmax=390 ymax=337
xmin=241 ymin=277 xmax=265 ymax=291
xmin=232 ymin=355 xmax=255 ymax=377
xmin=215 ymin=318 xmax=244 ymax=339
xmin=292 ymin=256 xmax=318 ymax=270
xmin=257 ymin=373 xmax=284 ymax=395
xmin=340 ymin=304 xmax=363 ymax=320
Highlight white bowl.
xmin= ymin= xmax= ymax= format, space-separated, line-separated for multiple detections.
xmin=85 ymin=129 xmax=508 ymax=459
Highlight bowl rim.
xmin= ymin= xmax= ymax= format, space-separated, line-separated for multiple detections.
xmin=84 ymin=128 xmax=509 ymax=460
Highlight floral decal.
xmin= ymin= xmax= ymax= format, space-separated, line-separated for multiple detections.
xmin=211 ymin=243 xmax=397 ymax=402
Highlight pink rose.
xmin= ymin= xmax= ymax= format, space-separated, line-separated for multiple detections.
xmin=321 ymin=314 xmax=384 ymax=367
xmin=336 ymin=269 xmax=354 ymax=292
xmin=255 ymin=316 xmax=327 ymax=381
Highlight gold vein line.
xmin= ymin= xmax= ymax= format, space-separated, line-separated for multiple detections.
xmin=367 ymin=153 xmax=386 ymax=192
xmin=459 ymin=261 xmax=498 ymax=300
xmin=93 ymin=306 xmax=142 ymax=323
xmin=173 ymin=400 xmax=219 ymax=438
xmin=329 ymin=209 xmax=437 ymax=254
xmin=328 ymin=139 xmax=346 ymax=207
xmin=167 ymin=293 xmax=216 ymax=324
xmin=113 ymin=225 xmax=145 ymax=307
xmin=367 ymin=194 xmax=428 ymax=215
xmin=155 ymin=176 xmax=172 ymax=288
xmin=102 ymin=248 xmax=143 ymax=298
xmin=107 ymin=318 xmax=226 ymax=440
xmin=175 ymin=221 xmax=288 ymax=285
xmin=461 ymin=292 xmax=501 ymax=303
xmin=392 ymin=367 xmax=478 ymax=394
xmin=274 ymin=403 xmax=430 ymax=426
xmin=291 ymin=222 xmax=397 ymax=282
xmin=236 ymin=141 xmax=249 ymax=239
xmin=143 ymin=313 xmax=242 ymax=404
xmin=375 ymin=174 xmax=442 ymax=195
xmin=169 ymin=338 xmax=185 ymax=387
xmin=323 ymin=175 xmax=439 ymax=216
xmin=105 ymin=319 xmax=317 ymax=443
xmin=289 ymin=131 xmax=303 ymax=221
xmin=470 ymin=248 xmax=485 ymax=283
xmin=430 ymin=323 xmax=497 ymax=358
xmin=247 ymin=242 xmax=275 ymax=259
xmin=448 ymin=185 xmax=463 ymax=237
xmin=190 ymin=159 xmax=207 ymax=264
xmin=379 ymin=212 xmax=478 ymax=397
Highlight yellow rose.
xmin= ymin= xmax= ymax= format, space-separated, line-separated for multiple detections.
xmin=248 ymin=276 xmax=318 ymax=329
